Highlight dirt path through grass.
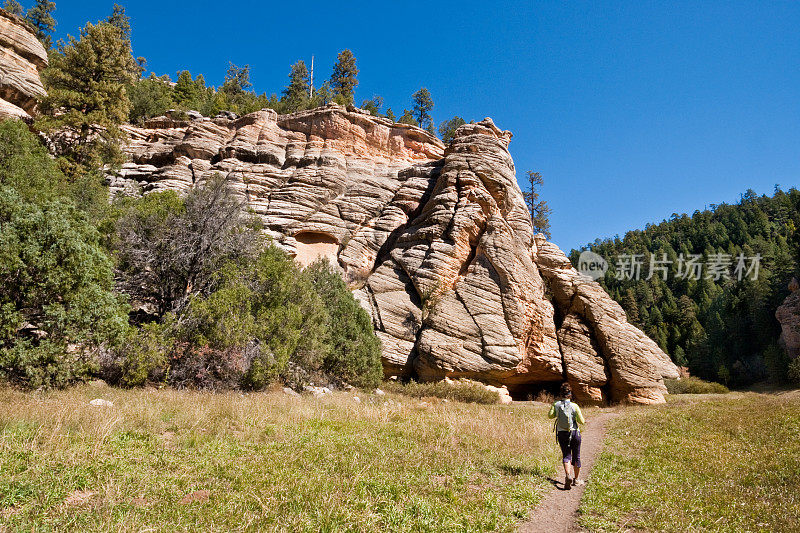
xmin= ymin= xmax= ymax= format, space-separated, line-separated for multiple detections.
xmin=518 ymin=410 xmax=618 ymax=533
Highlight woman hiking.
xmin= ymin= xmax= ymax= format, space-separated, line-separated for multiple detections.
xmin=548 ymin=382 xmax=585 ymax=490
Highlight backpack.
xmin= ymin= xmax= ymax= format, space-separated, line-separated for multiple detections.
xmin=553 ymin=400 xmax=577 ymax=435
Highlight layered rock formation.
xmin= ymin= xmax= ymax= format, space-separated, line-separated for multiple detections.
xmin=109 ymin=104 xmax=679 ymax=404
xmin=777 ymin=278 xmax=800 ymax=361
xmin=0 ymin=9 xmax=47 ymax=121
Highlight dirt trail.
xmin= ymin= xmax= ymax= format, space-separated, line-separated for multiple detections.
xmin=518 ymin=410 xmax=618 ymax=533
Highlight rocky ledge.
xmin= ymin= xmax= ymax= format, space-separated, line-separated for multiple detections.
xmin=110 ymin=104 xmax=679 ymax=404
xmin=0 ymin=8 xmax=47 ymax=121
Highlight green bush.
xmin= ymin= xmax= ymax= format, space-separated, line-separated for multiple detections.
xmin=114 ymin=323 xmax=169 ymax=387
xmin=665 ymin=377 xmax=730 ymax=395
xmin=788 ymin=358 xmax=800 ymax=386
xmin=109 ymin=245 xmax=329 ymax=390
xmin=382 ymin=379 xmax=501 ymax=404
xmin=110 ymin=178 xmax=383 ymax=391
xmin=304 ymin=259 xmax=383 ymax=389
xmin=0 ymin=121 xmax=129 ymax=388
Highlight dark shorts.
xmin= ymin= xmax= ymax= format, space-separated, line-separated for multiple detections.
xmin=557 ymin=430 xmax=581 ymax=468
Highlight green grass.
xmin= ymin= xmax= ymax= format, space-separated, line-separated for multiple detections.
xmin=0 ymin=383 xmax=558 ymax=532
xmin=665 ymin=376 xmax=730 ymax=394
xmin=579 ymin=391 xmax=800 ymax=532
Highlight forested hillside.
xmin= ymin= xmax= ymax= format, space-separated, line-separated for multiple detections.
xmin=571 ymin=188 xmax=800 ymax=386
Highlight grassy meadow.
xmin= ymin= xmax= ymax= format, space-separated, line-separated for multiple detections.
xmin=579 ymin=391 xmax=800 ymax=532
xmin=0 ymin=383 xmax=559 ymax=532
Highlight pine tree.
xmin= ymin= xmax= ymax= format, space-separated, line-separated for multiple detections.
xmin=106 ymin=3 xmax=130 ymax=38
xmin=3 ymin=0 xmax=24 ymax=17
xmin=282 ymin=60 xmax=309 ymax=112
xmin=397 ymin=109 xmax=417 ymax=126
xmin=438 ymin=116 xmax=466 ymax=143
xmin=128 ymin=73 xmax=175 ymax=123
xmin=384 ymin=108 xmax=396 ymax=122
xmin=222 ymin=62 xmax=252 ymax=96
xmin=522 ymin=171 xmax=552 ymax=239
xmin=330 ymin=49 xmax=358 ymax=104
xmin=174 ymin=71 xmax=201 ymax=106
xmin=25 ymin=0 xmax=56 ymax=49
xmin=361 ymin=95 xmax=383 ymax=116
xmin=622 ymin=288 xmax=641 ymax=325
xmin=411 ymin=88 xmax=434 ymax=133
xmin=37 ymin=19 xmax=139 ymax=176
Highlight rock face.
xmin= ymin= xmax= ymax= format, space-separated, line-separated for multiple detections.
xmin=110 ymin=104 xmax=679 ymax=404
xmin=777 ymin=278 xmax=800 ymax=361
xmin=0 ymin=9 xmax=47 ymax=121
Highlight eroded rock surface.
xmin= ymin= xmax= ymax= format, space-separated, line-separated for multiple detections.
xmin=110 ymin=104 xmax=679 ymax=404
xmin=0 ymin=9 xmax=47 ymax=121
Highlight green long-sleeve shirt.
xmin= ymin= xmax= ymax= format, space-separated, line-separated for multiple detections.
xmin=548 ymin=400 xmax=585 ymax=432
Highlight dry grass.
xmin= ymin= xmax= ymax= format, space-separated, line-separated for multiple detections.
xmin=0 ymin=383 xmax=559 ymax=532
xmin=381 ymin=379 xmax=501 ymax=404
xmin=580 ymin=391 xmax=800 ymax=532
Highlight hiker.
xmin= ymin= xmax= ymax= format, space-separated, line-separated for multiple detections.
xmin=548 ymin=382 xmax=585 ymax=490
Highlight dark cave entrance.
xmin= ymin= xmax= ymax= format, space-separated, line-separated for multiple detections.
xmin=506 ymin=381 xmax=563 ymax=402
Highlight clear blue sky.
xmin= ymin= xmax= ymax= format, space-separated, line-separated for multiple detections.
xmin=52 ymin=1 xmax=800 ymax=252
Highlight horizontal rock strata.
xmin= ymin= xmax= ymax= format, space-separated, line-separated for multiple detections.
xmin=110 ymin=104 xmax=679 ymax=404
xmin=0 ymin=9 xmax=47 ymax=121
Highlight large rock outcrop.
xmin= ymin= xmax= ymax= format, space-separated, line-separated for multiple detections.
xmin=109 ymin=105 xmax=679 ymax=404
xmin=0 ymin=9 xmax=47 ymax=121
xmin=777 ymin=278 xmax=800 ymax=361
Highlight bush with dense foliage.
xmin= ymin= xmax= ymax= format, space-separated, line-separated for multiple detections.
xmin=573 ymin=187 xmax=800 ymax=386
xmin=304 ymin=259 xmax=383 ymax=389
xmin=0 ymin=120 xmax=129 ymax=388
xmin=104 ymin=177 xmax=383 ymax=391
xmin=789 ymin=358 xmax=800 ymax=386
xmin=664 ymin=377 xmax=729 ymax=395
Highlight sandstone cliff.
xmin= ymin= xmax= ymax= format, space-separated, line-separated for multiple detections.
xmin=110 ymin=105 xmax=679 ymax=404
xmin=777 ymin=278 xmax=800 ymax=361
xmin=0 ymin=9 xmax=47 ymax=121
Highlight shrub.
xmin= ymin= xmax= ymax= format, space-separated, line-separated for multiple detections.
xmin=128 ymin=74 xmax=175 ymax=124
xmin=113 ymin=175 xmax=262 ymax=317
xmin=665 ymin=377 xmax=730 ymax=395
xmin=0 ymin=121 xmax=129 ymax=388
xmin=789 ymin=358 xmax=800 ymax=386
xmin=0 ymin=340 xmax=98 ymax=390
xmin=304 ymin=259 xmax=383 ymax=389
xmin=109 ymin=245 xmax=329 ymax=391
xmin=382 ymin=379 xmax=500 ymax=404
xmin=104 ymin=323 xmax=169 ymax=387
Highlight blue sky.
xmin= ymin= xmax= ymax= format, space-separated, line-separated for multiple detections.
xmin=51 ymin=1 xmax=800 ymax=252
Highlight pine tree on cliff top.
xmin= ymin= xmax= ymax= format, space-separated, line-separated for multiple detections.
xmin=397 ymin=109 xmax=417 ymax=126
xmin=282 ymin=60 xmax=309 ymax=112
xmin=37 ymin=17 xmax=138 ymax=176
xmin=522 ymin=171 xmax=552 ymax=239
xmin=3 ymin=1 xmax=24 ymax=17
xmin=330 ymin=49 xmax=358 ymax=105
xmin=25 ymin=0 xmax=56 ymax=49
xmin=411 ymin=88 xmax=434 ymax=134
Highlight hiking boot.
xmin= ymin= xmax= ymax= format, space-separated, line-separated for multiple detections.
xmin=573 ymin=478 xmax=585 ymax=486
xmin=564 ymin=476 xmax=572 ymax=490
